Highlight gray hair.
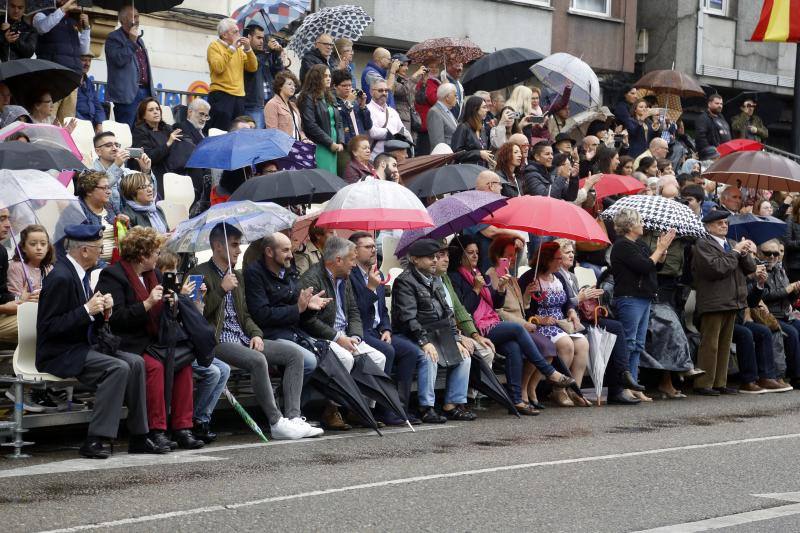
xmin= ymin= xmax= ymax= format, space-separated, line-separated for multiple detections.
xmin=323 ymin=236 xmax=355 ymax=262
xmin=554 ymin=238 xmax=575 ymax=252
xmin=217 ymin=18 xmax=238 ymax=37
xmin=473 ymin=90 xmax=490 ymax=100
xmin=369 ymin=77 xmax=388 ymax=89
xmin=612 ymin=207 xmax=642 ymax=235
xmin=437 ymin=83 xmax=456 ymax=101
xmin=188 ymin=98 xmax=210 ymax=113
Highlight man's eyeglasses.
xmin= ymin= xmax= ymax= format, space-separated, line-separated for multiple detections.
xmin=762 ymin=251 xmax=781 ymax=257
xmin=316 ymin=41 xmax=334 ymax=47
xmin=95 ymin=142 xmax=121 ymax=149
xmin=358 ymin=244 xmax=376 ymax=250
xmin=373 ymin=88 xmax=388 ymax=93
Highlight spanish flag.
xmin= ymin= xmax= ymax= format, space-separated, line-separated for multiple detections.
xmin=750 ymin=0 xmax=800 ymax=42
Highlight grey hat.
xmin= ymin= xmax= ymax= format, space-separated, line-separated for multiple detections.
xmin=384 ymin=139 xmax=410 ymax=152
xmin=407 ymin=238 xmax=446 ymax=257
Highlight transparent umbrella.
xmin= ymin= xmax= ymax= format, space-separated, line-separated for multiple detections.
xmin=585 ymin=309 xmax=617 ymax=406
xmin=531 ymin=52 xmax=602 ymax=109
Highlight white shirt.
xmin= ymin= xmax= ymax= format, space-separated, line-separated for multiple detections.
xmin=710 ymin=234 xmax=728 ymax=250
xmin=66 ymin=254 xmax=94 ymax=320
xmin=358 ymin=265 xmax=381 ymax=330
xmin=367 ymin=100 xmax=405 ymax=156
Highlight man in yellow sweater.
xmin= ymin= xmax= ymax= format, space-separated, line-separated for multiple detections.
xmin=206 ymin=18 xmax=258 ymax=132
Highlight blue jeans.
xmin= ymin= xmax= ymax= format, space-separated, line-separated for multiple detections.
xmin=192 ymin=358 xmax=230 ymax=424
xmin=486 ymin=321 xmax=554 ymax=404
xmin=779 ymin=320 xmax=800 ymax=379
xmin=396 ymin=334 xmax=470 ymax=407
xmin=245 ymin=106 xmax=266 ymax=129
xmin=112 ymin=87 xmax=151 ymax=128
xmin=614 ymin=297 xmax=651 ymax=381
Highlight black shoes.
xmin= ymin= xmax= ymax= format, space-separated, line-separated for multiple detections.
xmin=128 ymin=434 xmax=170 ymax=454
xmin=149 ymin=430 xmax=177 ymax=451
xmin=621 ymin=371 xmax=646 ymax=392
xmin=419 ymin=407 xmax=447 ymax=424
xmin=608 ymin=393 xmax=641 ymax=405
xmin=79 ymin=436 xmax=112 ymax=459
xmin=693 ymin=387 xmax=721 ymax=396
xmin=193 ymin=421 xmax=217 ymax=444
xmin=443 ymin=405 xmax=478 ymax=421
xmin=714 ymin=386 xmax=739 ymax=395
xmin=174 ymin=429 xmax=205 ymax=450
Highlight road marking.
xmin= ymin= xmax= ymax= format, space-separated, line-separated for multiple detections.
xmin=634 ymin=493 xmax=800 ymax=532
xmin=38 ymin=431 xmax=800 ymax=533
xmin=0 ymin=426 xmax=452 ymax=480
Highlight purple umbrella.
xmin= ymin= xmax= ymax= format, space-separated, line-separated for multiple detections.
xmin=274 ymin=140 xmax=317 ymax=171
xmin=395 ymin=190 xmax=508 ymax=257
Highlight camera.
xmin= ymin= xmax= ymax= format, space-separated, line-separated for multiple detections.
xmin=356 ymin=89 xmax=365 ymax=99
xmin=512 ymin=112 xmax=522 ymax=120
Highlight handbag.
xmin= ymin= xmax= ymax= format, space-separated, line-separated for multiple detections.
xmin=410 ymin=106 xmax=422 ymax=133
xmin=578 ymin=297 xmax=601 ymax=323
xmin=425 ymin=318 xmax=464 ymax=368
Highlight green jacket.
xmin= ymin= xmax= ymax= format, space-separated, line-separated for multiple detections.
xmin=731 ymin=112 xmax=768 ymax=142
xmin=643 ymin=230 xmax=687 ymax=279
xmin=189 ymin=260 xmax=263 ymax=341
xmin=439 ymin=274 xmax=479 ymax=338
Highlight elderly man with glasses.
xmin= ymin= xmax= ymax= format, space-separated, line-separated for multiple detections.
xmin=91 ymin=131 xmax=156 ymax=210
xmin=299 ymin=32 xmax=336 ymax=83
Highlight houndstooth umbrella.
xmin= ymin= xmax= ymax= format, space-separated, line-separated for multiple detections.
xmin=407 ymin=37 xmax=483 ymax=67
xmin=288 ymin=4 xmax=373 ymax=57
xmin=600 ymin=194 xmax=707 ymax=239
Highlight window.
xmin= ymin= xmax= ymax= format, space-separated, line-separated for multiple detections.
xmin=511 ymin=0 xmax=551 ymax=6
xmin=704 ymin=0 xmax=726 ymax=15
xmin=570 ymin=0 xmax=610 ymax=16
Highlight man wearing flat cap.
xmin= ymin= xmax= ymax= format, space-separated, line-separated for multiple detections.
xmin=37 ymin=224 xmax=164 ymax=458
xmin=692 ymin=210 xmax=758 ymax=396
xmin=391 ymin=239 xmax=476 ymax=423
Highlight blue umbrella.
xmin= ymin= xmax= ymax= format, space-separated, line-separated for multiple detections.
xmin=185 ymin=128 xmax=295 ymax=171
xmin=727 ymin=214 xmax=786 ymax=245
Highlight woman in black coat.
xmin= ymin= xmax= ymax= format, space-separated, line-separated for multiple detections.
xmin=131 ymin=97 xmax=182 ymax=199
xmin=297 ymin=64 xmax=344 ymax=174
xmin=784 ymin=197 xmax=800 ymax=282
xmin=450 ymin=95 xmax=493 ymax=166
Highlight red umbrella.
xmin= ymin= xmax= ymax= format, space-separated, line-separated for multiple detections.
xmin=579 ymin=173 xmax=645 ymax=200
xmin=481 ymin=195 xmax=610 ymax=243
xmin=716 ymin=139 xmax=763 ymax=157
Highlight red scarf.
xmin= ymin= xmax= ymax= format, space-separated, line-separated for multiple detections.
xmin=119 ymin=260 xmax=162 ymax=338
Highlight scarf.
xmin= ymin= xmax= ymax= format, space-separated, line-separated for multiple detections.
xmin=119 ymin=259 xmax=162 ymax=338
xmin=458 ymin=266 xmax=500 ymax=335
xmin=127 ymin=200 xmax=168 ymax=234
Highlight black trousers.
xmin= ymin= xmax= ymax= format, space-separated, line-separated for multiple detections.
xmin=207 ymin=91 xmax=245 ymax=133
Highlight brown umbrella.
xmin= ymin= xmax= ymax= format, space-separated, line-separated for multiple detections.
xmin=407 ymin=37 xmax=483 ymax=66
xmin=634 ymin=69 xmax=705 ymax=98
xmin=703 ymin=151 xmax=800 ymax=192
xmin=397 ymin=152 xmax=459 ymax=182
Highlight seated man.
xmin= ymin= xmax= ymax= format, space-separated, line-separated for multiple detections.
xmin=92 ymin=131 xmax=156 ymax=210
xmin=348 ymin=232 xmax=422 ymax=425
xmin=36 ymin=224 xmax=163 ymax=458
xmin=374 ymin=152 xmax=399 ymax=182
xmin=391 ymin=239 xmax=476 ymax=423
xmin=189 ymin=223 xmax=323 ymax=440
xmin=299 ymin=236 xmax=387 ymax=427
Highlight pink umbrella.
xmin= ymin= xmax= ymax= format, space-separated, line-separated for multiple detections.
xmin=0 ymin=121 xmax=83 ymax=186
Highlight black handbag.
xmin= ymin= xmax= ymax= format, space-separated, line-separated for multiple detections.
xmin=425 ymin=318 xmax=464 ymax=369
xmin=145 ymin=299 xmax=199 ymax=370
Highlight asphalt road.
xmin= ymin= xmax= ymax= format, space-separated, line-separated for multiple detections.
xmin=5 ymin=391 xmax=800 ymax=532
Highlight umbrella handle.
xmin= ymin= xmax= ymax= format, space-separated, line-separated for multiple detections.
xmin=593 ymin=305 xmax=608 ymax=327
xmin=222 ymin=221 xmax=232 ymax=273
xmin=9 ymin=232 xmax=33 ymax=294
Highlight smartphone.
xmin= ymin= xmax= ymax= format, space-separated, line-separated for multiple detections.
xmin=128 ymin=147 xmax=143 ymax=158
xmin=162 ymin=272 xmax=177 ymax=295
xmin=187 ymin=274 xmax=204 ymax=301
xmin=496 ymin=258 xmax=510 ymax=278
xmin=529 ymin=115 xmax=545 ymax=125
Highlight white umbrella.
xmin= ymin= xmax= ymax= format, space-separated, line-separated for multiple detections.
xmin=531 ymin=52 xmax=602 ymax=109
xmin=586 ymin=313 xmax=617 ymax=406
xmin=562 ymin=106 xmax=615 ymax=142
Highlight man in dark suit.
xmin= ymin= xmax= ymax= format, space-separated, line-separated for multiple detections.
xmin=36 ymin=225 xmax=165 ymax=458
xmin=348 ymin=232 xmax=422 ymax=425
xmin=174 ymin=98 xmax=211 ymax=205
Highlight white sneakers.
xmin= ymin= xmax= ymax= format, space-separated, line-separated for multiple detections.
xmin=270 ymin=417 xmax=325 ymax=440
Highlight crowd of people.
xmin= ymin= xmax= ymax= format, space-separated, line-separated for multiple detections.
xmin=0 ymin=5 xmax=796 ymax=460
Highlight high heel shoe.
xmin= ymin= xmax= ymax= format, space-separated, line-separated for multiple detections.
xmin=548 ymin=374 xmax=576 ymax=389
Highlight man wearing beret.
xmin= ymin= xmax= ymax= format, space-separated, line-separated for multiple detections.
xmin=692 ymin=210 xmax=758 ymax=395
xmin=37 ymin=224 xmax=165 ymax=458
xmin=391 ymin=239 xmax=476 ymax=423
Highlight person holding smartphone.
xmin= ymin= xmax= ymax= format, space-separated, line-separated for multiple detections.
xmin=0 ymin=0 xmax=37 ymax=62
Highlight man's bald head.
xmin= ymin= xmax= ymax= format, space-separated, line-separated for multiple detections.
xmin=476 ymin=170 xmax=502 ymax=194
xmin=582 ymin=135 xmax=599 ymax=151
xmin=650 ymin=137 xmax=669 ymax=159
xmin=315 ymin=33 xmax=335 ymax=58
xmin=508 ymin=133 xmax=530 ymax=160
xmin=373 ymin=47 xmax=391 ymax=69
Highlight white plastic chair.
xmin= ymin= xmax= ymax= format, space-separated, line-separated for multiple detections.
xmin=160 ymin=105 xmax=175 ymax=125
xmin=162 ymin=172 xmax=195 ymax=207
xmin=101 ymin=120 xmax=133 ymax=149
xmin=157 ymin=200 xmax=190 ymax=231
xmin=208 ymin=128 xmax=226 ymax=137
xmin=65 ymin=117 xmax=96 ymax=165
xmin=574 ymin=265 xmax=598 ymax=288
xmin=379 ymin=236 xmax=400 ymax=279
xmin=12 ymin=303 xmax=70 ymax=382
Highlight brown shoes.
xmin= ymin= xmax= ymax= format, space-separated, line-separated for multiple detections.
xmin=757 ymin=378 xmax=794 ymax=393
xmin=739 ymin=382 xmax=767 ymax=394
xmin=321 ymin=404 xmax=352 ymax=431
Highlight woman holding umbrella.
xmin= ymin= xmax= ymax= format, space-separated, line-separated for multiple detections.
xmin=298 ymin=64 xmax=344 ymax=174
xmin=450 ymin=96 xmax=493 ymax=166
xmin=97 ymin=227 xmax=205 ymax=451
xmin=342 ymin=135 xmax=377 ymax=184
xmin=132 ymin=97 xmax=183 ymax=199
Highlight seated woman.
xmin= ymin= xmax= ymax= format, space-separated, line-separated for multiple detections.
xmin=132 ymin=97 xmax=183 ymax=199
xmin=448 ymin=236 xmax=578 ymax=413
xmin=342 ymin=134 xmax=377 ymax=184
xmin=554 ymin=238 xmax=645 ymax=405
xmin=77 ymin=171 xmax=129 ymax=267
xmin=96 ymin=227 xmax=204 ymax=450
xmin=519 ymin=242 xmax=591 ymax=407
xmin=120 ymin=172 xmax=169 ymax=233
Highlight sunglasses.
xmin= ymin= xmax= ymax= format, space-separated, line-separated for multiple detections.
xmin=762 ymin=251 xmax=781 ymax=257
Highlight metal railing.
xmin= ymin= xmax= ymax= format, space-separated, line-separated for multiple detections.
xmin=91 ymin=80 xmax=207 ymax=109
xmin=763 ymin=144 xmax=800 ymax=163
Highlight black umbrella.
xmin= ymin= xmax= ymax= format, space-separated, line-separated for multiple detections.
xmin=229 ymin=168 xmax=347 ymax=205
xmin=0 ymin=59 xmax=81 ymax=102
xmin=90 ymin=0 xmax=183 ymax=14
xmin=310 ymin=344 xmax=382 ymax=436
xmin=350 ymin=355 xmax=414 ymax=431
xmin=469 ymin=353 xmax=520 ymax=418
xmin=404 ymin=164 xmax=485 ymax=199
xmin=462 ymin=47 xmax=545 ymax=93
xmin=0 ymin=141 xmax=86 ymax=171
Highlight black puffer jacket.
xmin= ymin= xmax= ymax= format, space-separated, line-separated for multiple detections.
xmin=521 ymin=161 xmax=578 ymax=200
xmin=391 ymin=267 xmax=458 ymax=346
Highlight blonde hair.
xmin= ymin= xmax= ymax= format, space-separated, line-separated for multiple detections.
xmin=554 ymin=238 xmax=575 ymax=253
xmin=506 ymin=86 xmax=533 ymax=115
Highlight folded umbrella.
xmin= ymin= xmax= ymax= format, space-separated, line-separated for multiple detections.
xmin=585 ymin=309 xmax=616 ymax=406
xmin=223 ymin=388 xmax=269 ymax=442
xmin=461 ymin=47 xmax=545 ymax=93
xmin=702 ymin=150 xmax=800 ymax=193
xmin=716 ymin=139 xmax=763 ymax=157
xmin=185 ymin=128 xmax=295 ymax=171
xmin=468 ymin=353 xmax=519 ymax=418
xmin=601 ymin=194 xmax=707 ymax=239
xmin=229 ymin=168 xmax=347 ymax=206
xmin=579 ymin=173 xmax=645 ymax=200
xmin=350 ymin=355 xmax=414 ymax=431
xmin=404 ymin=164 xmax=485 ymax=199
xmin=0 ymin=58 xmax=81 ymax=102
xmin=727 ymin=214 xmax=786 ymax=245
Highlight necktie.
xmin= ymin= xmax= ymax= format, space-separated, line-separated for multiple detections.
xmin=82 ymin=271 xmax=92 ymax=302
xmin=723 ymin=241 xmax=732 ymax=252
